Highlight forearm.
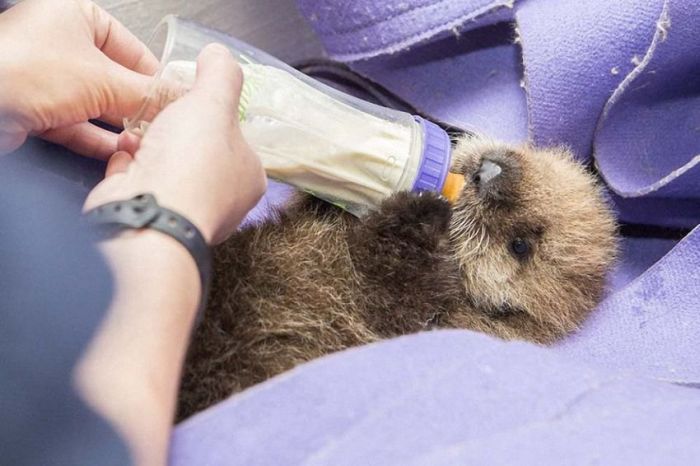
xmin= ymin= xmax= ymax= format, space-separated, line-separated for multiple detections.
xmin=75 ymin=230 xmax=200 ymax=466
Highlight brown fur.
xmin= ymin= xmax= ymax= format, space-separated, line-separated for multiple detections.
xmin=178 ymin=136 xmax=618 ymax=420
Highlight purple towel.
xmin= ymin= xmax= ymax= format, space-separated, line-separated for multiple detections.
xmin=298 ymin=0 xmax=700 ymax=225
xmin=172 ymin=2 xmax=700 ymax=464
xmin=171 ymin=331 xmax=700 ymax=465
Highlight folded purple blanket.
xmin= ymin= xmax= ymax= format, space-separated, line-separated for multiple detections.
xmin=172 ymin=1 xmax=699 ymax=463
xmin=172 ymin=330 xmax=700 ymax=465
xmin=298 ymin=0 xmax=700 ymax=226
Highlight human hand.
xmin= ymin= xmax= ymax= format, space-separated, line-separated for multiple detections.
xmin=85 ymin=44 xmax=266 ymax=244
xmin=0 ymin=0 xmax=157 ymax=158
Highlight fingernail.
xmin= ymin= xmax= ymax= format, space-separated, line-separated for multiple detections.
xmin=205 ymin=43 xmax=230 ymax=56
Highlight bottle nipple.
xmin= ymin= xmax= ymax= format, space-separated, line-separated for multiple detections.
xmin=441 ymin=172 xmax=465 ymax=203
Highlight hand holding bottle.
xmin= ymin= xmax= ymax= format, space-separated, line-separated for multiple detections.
xmin=85 ymin=44 xmax=267 ymax=244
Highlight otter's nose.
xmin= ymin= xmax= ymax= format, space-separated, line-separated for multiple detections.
xmin=471 ymin=151 xmax=521 ymax=203
xmin=472 ymin=159 xmax=502 ymax=186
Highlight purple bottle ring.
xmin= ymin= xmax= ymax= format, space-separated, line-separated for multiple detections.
xmin=411 ymin=116 xmax=452 ymax=194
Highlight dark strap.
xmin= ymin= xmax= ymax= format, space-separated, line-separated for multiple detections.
xmin=84 ymin=193 xmax=211 ymax=324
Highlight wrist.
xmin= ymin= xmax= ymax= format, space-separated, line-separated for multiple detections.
xmin=138 ymin=189 xmax=245 ymax=245
xmin=88 ymin=190 xmax=245 ymax=245
xmin=77 ymin=229 xmax=202 ymax=466
xmin=87 ymin=186 xmax=219 ymax=246
xmin=85 ymin=193 xmax=212 ymax=322
xmin=101 ymin=228 xmax=201 ymax=313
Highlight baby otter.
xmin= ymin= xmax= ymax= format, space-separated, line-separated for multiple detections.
xmin=178 ymin=136 xmax=617 ymax=420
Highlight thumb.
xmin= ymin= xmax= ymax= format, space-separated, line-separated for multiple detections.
xmin=117 ymin=130 xmax=142 ymax=155
xmin=83 ymin=150 xmax=133 ymax=212
xmin=105 ymin=150 xmax=134 ymax=177
xmin=102 ymin=63 xmax=155 ymax=127
xmin=191 ymin=43 xmax=244 ymax=112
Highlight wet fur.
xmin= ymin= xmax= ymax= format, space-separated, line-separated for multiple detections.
xmin=178 ymin=136 xmax=618 ymax=420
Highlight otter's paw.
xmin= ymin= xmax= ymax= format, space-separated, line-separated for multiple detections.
xmin=362 ymin=191 xmax=452 ymax=244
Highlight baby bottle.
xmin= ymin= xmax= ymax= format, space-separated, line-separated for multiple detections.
xmin=126 ymin=15 xmax=463 ymax=216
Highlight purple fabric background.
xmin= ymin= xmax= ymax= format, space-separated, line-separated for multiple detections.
xmin=592 ymin=2 xmax=700 ymax=199
xmin=171 ymin=1 xmax=699 ymax=464
xmin=299 ymin=0 xmax=700 ymax=226
xmin=172 ymin=330 xmax=700 ymax=465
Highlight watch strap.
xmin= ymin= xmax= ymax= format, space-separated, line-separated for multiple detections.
xmin=84 ymin=193 xmax=211 ymax=324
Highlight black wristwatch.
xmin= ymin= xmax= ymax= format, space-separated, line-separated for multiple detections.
xmin=84 ymin=193 xmax=211 ymax=324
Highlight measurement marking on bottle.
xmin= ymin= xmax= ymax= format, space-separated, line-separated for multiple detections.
xmin=380 ymin=156 xmax=398 ymax=182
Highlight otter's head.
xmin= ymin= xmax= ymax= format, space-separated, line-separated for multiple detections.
xmin=448 ymin=137 xmax=617 ymax=343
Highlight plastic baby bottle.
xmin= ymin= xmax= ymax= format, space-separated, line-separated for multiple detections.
xmin=127 ymin=16 xmax=463 ymax=216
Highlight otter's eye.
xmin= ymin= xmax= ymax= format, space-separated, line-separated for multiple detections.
xmin=510 ymin=237 xmax=529 ymax=258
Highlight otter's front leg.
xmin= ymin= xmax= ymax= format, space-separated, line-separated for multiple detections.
xmin=360 ymin=191 xmax=452 ymax=250
xmin=348 ymin=192 xmax=460 ymax=335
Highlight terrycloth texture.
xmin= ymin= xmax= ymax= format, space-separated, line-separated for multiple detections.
xmin=168 ymin=204 xmax=700 ymax=466
xmin=592 ymin=2 xmax=700 ymax=199
xmin=169 ymin=2 xmax=700 ymax=464
xmin=296 ymin=0 xmax=516 ymax=61
xmin=298 ymin=0 xmax=700 ymax=225
xmin=554 ymin=225 xmax=700 ymax=384
xmin=351 ymin=22 xmax=529 ymax=143
xmin=171 ymin=331 xmax=700 ymax=466
xmin=239 ymin=180 xmax=295 ymax=228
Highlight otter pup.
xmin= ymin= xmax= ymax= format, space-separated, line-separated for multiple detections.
xmin=178 ymin=136 xmax=617 ymax=419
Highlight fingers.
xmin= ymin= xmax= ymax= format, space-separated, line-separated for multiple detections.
xmin=41 ymin=122 xmax=118 ymax=160
xmin=99 ymin=64 xmax=155 ymax=128
xmin=192 ymin=44 xmax=244 ymax=113
xmin=84 ymin=2 xmax=159 ymax=130
xmin=99 ymin=44 xmax=241 ymax=131
xmin=88 ymin=1 xmax=159 ymax=76
xmin=0 ymin=129 xmax=27 ymax=156
xmin=39 ymin=64 xmax=150 ymax=143
xmin=105 ymin=150 xmax=134 ymax=177
xmin=117 ymin=130 xmax=142 ymax=155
